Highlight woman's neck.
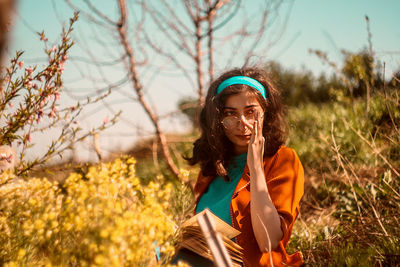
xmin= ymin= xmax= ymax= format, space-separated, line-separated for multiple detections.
xmin=234 ymin=146 xmax=248 ymax=155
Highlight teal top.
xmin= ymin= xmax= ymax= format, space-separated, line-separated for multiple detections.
xmin=196 ymin=153 xmax=247 ymax=226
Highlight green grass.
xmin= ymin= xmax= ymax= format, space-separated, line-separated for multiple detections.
xmin=285 ymin=89 xmax=400 ymax=266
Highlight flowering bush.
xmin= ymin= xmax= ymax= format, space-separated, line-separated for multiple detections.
xmin=0 ymin=12 xmax=119 ymax=175
xmin=0 ymin=157 xmax=182 ymax=266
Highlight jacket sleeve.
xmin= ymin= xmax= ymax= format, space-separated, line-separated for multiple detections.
xmin=264 ymin=147 xmax=304 ymax=247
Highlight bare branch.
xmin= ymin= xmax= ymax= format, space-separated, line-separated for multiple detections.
xmin=64 ymin=0 xmax=114 ymax=29
xmin=83 ymin=0 xmax=118 ymax=26
xmin=69 ymin=54 xmax=128 ymax=66
xmin=141 ymin=1 xmax=195 ymax=59
xmin=117 ymin=0 xmax=180 ymax=178
xmin=142 ymin=30 xmax=196 ymax=90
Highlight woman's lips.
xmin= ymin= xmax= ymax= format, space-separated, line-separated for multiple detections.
xmin=236 ymin=134 xmax=251 ymax=140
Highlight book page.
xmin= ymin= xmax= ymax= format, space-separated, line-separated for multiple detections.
xmin=177 ymin=209 xmax=244 ymax=265
xmin=181 ymin=209 xmax=241 ymax=239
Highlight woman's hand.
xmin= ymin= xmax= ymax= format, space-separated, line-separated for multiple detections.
xmin=244 ymin=111 xmax=264 ymax=170
xmin=245 ymin=112 xmax=284 ymax=252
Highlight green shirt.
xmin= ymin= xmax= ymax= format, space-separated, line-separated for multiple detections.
xmin=196 ymin=153 xmax=247 ymax=226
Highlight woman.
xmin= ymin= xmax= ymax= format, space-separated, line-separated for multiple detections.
xmin=188 ymin=67 xmax=304 ymax=266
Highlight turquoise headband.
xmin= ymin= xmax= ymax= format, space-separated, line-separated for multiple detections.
xmin=215 ymin=76 xmax=267 ymax=98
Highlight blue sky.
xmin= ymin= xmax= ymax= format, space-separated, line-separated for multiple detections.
xmin=7 ymin=0 xmax=400 ymax=161
xmin=11 ymin=0 xmax=400 ymax=74
xmin=273 ymin=0 xmax=400 ymax=75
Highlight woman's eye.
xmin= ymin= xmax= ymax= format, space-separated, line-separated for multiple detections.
xmin=224 ymin=111 xmax=235 ymax=116
xmin=246 ymin=109 xmax=256 ymax=116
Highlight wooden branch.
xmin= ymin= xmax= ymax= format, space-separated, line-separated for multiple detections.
xmin=142 ymin=1 xmax=195 ymax=58
xmin=194 ymin=18 xmax=205 ymax=106
xmin=207 ymin=1 xmax=215 ymax=83
xmin=117 ymin=0 xmax=180 ymax=178
xmin=204 ymin=0 xmax=234 ymax=83
xmin=243 ymin=5 xmax=269 ymax=65
xmin=65 ymin=0 xmax=114 ymax=29
xmin=207 ymin=0 xmax=239 ymax=34
xmin=142 ymin=30 xmax=196 ymax=89
xmin=183 ymin=0 xmax=196 ymax=22
xmin=160 ymin=0 xmax=193 ymax=35
xmin=83 ymin=0 xmax=118 ymax=26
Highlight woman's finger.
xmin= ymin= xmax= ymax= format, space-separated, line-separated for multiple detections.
xmin=261 ymin=136 xmax=265 ymax=160
xmin=255 ymin=111 xmax=262 ymax=140
xmin=254 ymin=118 xmax=258 ymax=139
xmin=248 ymin=119 xmax=256 ymax=145
xmin=259 ymin=112 xmax=263 ymax=140
xmin=242 ymin=117 xmax=253 ymax=131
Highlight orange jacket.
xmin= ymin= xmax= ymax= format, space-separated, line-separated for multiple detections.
xmin=193 ymin=146 xmax=304 ymax=267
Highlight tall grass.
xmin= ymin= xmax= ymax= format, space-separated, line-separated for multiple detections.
xmin=287 ymin=88 xmax=400 ymax=266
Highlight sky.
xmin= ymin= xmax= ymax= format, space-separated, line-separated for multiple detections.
xmin=6 ymin=0 xmax=400 ymax=162
xmin=275 ymin=0 xmax=400 ymax=75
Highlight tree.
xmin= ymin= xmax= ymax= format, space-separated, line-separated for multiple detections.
xmin=57 ymin=0 xmax=291 ymax=181
xmin=266 ymin=61 xmax=341 ymax=106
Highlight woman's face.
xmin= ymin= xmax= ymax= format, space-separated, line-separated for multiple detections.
xmin=221 ymin=91 xmax=263 ymax=155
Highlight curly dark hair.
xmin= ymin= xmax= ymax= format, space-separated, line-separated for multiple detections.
xmin=187 ymin=67 xmax=288 ymax=178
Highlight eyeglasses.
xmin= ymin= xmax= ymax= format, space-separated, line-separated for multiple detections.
xmin=221 ymin=112 xmax=264 ymax=129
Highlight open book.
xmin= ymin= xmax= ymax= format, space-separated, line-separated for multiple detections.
xmin=176 ymin=209 xmax=244 ymax=266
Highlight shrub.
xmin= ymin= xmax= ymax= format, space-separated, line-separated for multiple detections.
xmin=0 ymin=157 xmax=180 ymax=266
xmin=0 ymin=12 xmax=119 ymax=175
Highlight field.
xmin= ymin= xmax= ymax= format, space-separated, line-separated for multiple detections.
xmin=2 ymin=83 xmax=399 ymax=266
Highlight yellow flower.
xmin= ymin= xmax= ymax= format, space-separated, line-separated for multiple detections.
xmin=100 ymin=229 xmax=109 ymax=238
xmin=0 ymin=156 xmax=182 ymax=265
xmin=34 ymin=219 xmax=45 ymax=230
xmin=94 ymin=255 xmax=105 ymax=265
xmin=17 ymin=249 xmax=26 ymax=259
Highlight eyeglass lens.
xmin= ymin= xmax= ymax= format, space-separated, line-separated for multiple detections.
xmin=222 ymin=113 xmax=261 ymax=129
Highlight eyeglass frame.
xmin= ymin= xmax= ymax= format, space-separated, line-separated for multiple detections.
xmin=220 ymin=109 xmax=264 ymax=129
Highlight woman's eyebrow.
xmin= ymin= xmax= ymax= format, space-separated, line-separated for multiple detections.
xmin=223 ymin=104 xmax=258 ymax=110
xmin=245 ymin=104 xmax=258 ymax=108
